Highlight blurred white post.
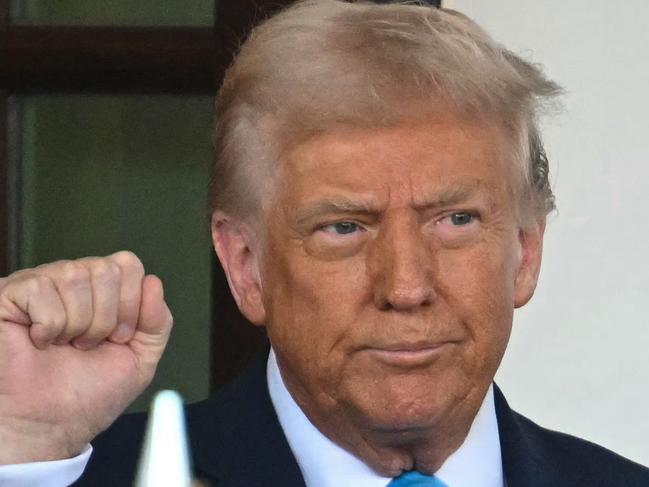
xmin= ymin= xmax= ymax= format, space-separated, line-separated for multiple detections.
xmin=134 ymin=390 xmax=192 ymax=487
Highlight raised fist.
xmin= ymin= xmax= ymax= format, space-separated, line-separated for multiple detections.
xmin=0 ymin=251 xmax=173 ymax=464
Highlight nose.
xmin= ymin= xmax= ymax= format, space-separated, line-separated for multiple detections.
xmin=368 ymin=215 xmax=435 ymax=311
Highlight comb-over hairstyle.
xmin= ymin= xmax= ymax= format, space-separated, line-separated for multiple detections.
xmin=210 ymin=0 xmax=562 ymax=224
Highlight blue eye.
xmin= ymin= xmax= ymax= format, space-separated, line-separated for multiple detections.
xmin=331 ymin=222 xmax=359 ymax=235
xmin=450 ymin=212 xmax=473 ymax=225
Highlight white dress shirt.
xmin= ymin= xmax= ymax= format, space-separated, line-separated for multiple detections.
xmin=0 ymin=446 xmax=90 ymax=487
xmin=267 ymin=350 xmax=505 ymax=487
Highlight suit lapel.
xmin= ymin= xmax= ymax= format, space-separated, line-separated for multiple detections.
xmin=494 ymin=385 xmax=585 ymax=487
xmin=186 ymin=353 xmax=306 ymax=487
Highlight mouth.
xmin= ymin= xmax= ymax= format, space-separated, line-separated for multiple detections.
xmin=362 ymin=341 xmax=457 ymax=367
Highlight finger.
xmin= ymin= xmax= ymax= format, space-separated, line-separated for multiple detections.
xmin=47 ymin=261 xmax=93 ymax=345
xmin=73 ymin=259 xmax=121 ymax=350
xmin=138 ymin=275 xmax=173 ymax=338
xmin=2 ymin=275 xmax=67 ymax=349
xmin=131 ymin=275 xmax=173 ymax=366
xmin=108 ymin=251 xmax=144 ymax=344
xmin=0 ymin=277 xmax=30 ymax=326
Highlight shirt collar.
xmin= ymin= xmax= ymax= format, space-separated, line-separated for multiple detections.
xmin=267 ymin=349 xmax=504 ymax=487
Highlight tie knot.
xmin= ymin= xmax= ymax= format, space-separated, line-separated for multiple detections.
xmin=387 ymin=470 xmax=448 ymax=487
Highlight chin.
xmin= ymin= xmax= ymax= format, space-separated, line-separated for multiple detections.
xmin=344 ymin=377 xmax=465 ymax=435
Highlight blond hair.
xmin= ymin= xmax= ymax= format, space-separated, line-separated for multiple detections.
xmin=210 ymin=0 xmax=561 ymax=224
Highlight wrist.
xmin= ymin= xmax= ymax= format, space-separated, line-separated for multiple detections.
xmin=0 ymin=420 xmax=85 ymax=465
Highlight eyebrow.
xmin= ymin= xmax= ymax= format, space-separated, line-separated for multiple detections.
xmin=294 ymin=198 xmax=379 ymax=226
xmin=414 ymin=184 xmax=484 ymax=211
xmin=293 ymin=182 xmax=487 ymax=226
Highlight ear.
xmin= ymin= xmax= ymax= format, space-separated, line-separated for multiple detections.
xmin=513 ymin=219 xmax=546 ymax=308
xmin=211 ymin=211 xmax=267 ymax=326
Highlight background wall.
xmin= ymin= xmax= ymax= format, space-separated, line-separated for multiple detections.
xmin=450 ymin=0 xmax=649 ymax=467
xmin=12 ymin=95 xmax=214 ymax=412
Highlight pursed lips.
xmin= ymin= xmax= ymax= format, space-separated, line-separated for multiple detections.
xmin=360 ymin=340 xmax=459 ymax=367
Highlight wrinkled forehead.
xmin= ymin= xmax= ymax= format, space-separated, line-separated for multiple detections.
xmin=267 ymin=116 xmax=520 ymax=214
xmin=240 ymin=106 xmax=527 ymax=239
xmin=274 ymin=109 xmax=521 ymax=171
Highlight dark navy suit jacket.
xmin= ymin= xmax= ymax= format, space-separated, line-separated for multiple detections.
xmin=76 ymin=354 xmax=649 ymax=486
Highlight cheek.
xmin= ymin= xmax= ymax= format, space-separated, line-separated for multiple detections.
xmin=436 ymin=244 xmax=516 ymax=358
xmin=263 ymin=246 xmax=370 ymax=363
xmin=439 ymin=248 xmax=514 ymax=304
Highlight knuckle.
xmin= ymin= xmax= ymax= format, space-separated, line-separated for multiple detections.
xmin=58 ymin=261 xmax=90 ymax=289
xmin=112 ymin=251 xmax=145 ymax=276
xmin=27 ymin=275 xmax=54 ymax=295
xmin=90 ymin=260 xmax=122 ymax=284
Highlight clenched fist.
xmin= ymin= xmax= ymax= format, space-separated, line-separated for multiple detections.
xmin=0 ymin=251 xmax=173 ymax=464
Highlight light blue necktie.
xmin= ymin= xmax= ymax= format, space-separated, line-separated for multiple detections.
xmin=387 ymin=471 xmax=448 ymax=487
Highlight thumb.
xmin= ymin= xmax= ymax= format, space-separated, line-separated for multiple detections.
xmin=130 ymin=275 xmax=173 ymax=364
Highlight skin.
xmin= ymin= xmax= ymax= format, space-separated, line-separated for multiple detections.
xmin=213 ymin=115 xmax=545 ymax=476
xmin=0 ymin=251 xmax=172 ymax=464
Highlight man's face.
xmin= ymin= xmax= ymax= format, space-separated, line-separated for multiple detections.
xmin=256 ymin=115 xmax=542 ymax=439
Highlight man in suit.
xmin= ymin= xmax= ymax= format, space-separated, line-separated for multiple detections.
xmin=0 ymin=1 xmax=648 ymax=486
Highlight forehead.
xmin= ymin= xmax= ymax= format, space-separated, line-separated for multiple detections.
xmin=275 ymin=117 xmax=515 ymax=209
